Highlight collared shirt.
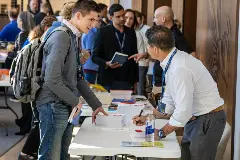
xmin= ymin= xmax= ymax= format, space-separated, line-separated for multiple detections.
xmin=161 ymin=47 xmax=224 ymax=127
xmin=62 ymin=19 xmax=82 ymax=56
xmin=153 ymin=24 xmax=194 ymax=87
xmin=62 ymin=19 xmax=82 ymax=38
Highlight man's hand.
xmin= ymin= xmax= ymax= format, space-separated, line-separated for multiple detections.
xmin=132 ymin=115 xmax=147 ymax=126
xmin=128 ymin=53 xmax=148 ymax=62
xmin=92 ymin=106 xmax=108 ymax=124
xmin=106 ymin=61 xmax=122 ymax=69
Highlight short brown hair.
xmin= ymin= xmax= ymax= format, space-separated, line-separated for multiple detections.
xmin=8 ymin=8 xmax=19 ymax=19
xmin=72 ymin=0 xmax=100 ymax=17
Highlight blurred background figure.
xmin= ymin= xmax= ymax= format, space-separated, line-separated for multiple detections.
xmin=82 ymin=15 xmax=102 ymax=84
xmin=98 ymin=3 xmax=108 ymax=27
xmin=34 ymin=2 xmax=51 ymax=25
xmin=0 ymin=8 xmax=21 ymax=42
xmin=28 ymin=0 xmax=40 ymax=16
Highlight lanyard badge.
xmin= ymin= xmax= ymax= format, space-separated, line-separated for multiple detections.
xmin=158 ymin=48 xmax=178 ymax=113
xmin=115 ymin=32 xmax=125 ymax=53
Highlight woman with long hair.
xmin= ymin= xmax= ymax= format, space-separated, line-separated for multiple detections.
xmin=124 ymin=9 xmax=146 ymax=95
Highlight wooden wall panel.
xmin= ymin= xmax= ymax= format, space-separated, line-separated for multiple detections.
xmin=183 ymin=0 xmax=197 ymax=50
xmin=146 ymin=0 xmax=154 ymax=26
xmin=154 ymin=0 xmax=171 ymax=10
xmin=196 ymin=0 xmax=239 ymax=126
xmin=141 ymin=0 xmax=148 ymax=24
xmin=171 ymin=0 xmax=184 ymax=26
xmin=132 ymin=0 xmax=142 ymax=12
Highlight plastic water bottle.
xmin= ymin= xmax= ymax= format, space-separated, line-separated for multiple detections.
xmin=145 ymin=109 xmax=155 ymax=145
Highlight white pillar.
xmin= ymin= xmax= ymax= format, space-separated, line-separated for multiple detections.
xmin=234 ymin=10 xmax=240 ymax=160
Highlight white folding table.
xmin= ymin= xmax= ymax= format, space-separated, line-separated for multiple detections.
xmin=0 ymin=51 xmax=8 ymax=64
xmin=69 ymin=117 xmax=181 ymax=159
xmin=0 ymin=76 xmax=19 ymax=136
xmin=0 ymin=76 xmax=18 ymax=119
xmin=81 ymin=95 xmax=151 ymax=117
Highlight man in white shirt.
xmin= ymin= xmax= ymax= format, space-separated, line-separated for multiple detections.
xmin=133 ymin=25 xmax=226 ymax=160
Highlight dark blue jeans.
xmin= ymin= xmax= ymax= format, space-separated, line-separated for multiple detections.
xmin=37 ymin=102 xmax=73 ymax=160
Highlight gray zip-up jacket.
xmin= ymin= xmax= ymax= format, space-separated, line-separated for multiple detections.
xmin=36 ymin=25 xmax=101 ymax=111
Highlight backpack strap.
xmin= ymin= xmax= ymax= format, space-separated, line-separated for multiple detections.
xmin=44 ymin=26 xmax=72 ymax=43
xmin=43 ymin=26 xmax=73 ymax=62
xmin=40 ymin=26 xmax=73 ymax=81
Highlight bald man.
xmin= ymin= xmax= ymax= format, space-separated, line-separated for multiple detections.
xmin=129 ymin=6 xmax=197 ymax=61
xmin=154 ymin=6 xmax=197 ymax=57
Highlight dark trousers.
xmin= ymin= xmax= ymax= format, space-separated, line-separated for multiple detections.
xmin=181 ymin=110 xmax=226 ymax=160
xmin=22 ymin=104 xmax=40 ymax=156
xmin=18 ymin=102 xmax=32 ymax=133
xmin=138 ymin=66 xmax=148 ymax=96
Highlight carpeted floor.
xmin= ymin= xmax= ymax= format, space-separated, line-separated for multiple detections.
xmin=0 ymin=90 xmax=24 ymax=157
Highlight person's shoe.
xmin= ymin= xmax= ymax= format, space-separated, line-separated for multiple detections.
xmin=9 ymin=96 xmax=20 ymax=103
xmin=18 ymin=153 xmax=36 ymax=160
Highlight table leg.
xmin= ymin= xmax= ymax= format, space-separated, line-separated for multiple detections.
xmin=0 ymin=87 xmax=19 ymax=119
xmin=0 ymin=122 xmax=8 ymax=136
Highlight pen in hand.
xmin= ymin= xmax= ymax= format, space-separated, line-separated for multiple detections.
xmin=136 ymin=109 xmax=143 ymax=125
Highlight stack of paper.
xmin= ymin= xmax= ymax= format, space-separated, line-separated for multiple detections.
xmin=121 ymin=141 xmax=164 ymax=148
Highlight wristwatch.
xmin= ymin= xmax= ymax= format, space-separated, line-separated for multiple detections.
xmin=158 ymin=129 xmax=166 ymax=139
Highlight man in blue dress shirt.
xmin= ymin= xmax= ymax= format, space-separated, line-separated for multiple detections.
xmin=0 ymin=8 xmax=21 ymax=42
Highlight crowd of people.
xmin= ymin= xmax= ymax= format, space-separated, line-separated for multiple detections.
xmin=0 ymin=0 xmax=226 ymax=160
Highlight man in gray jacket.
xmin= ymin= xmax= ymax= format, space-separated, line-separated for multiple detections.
xmin=36 ymin=1 xmax=107 ymax=159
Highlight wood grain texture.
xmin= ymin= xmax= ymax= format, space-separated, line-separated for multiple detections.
xmin=154 ymin=0 xmax=172 ymax=10
xmin=141 ymin=0 xmax=148 ymax=24
xmin=132 ymin=0 xmax=142 ymax=12
xmin=183 ymin=0 xmax=197 ymax=50
xmin=196 ymin=0 xmax=239 ymax=126
xmin=147 ymin=0 xmax=154 ymax=26
xmin=171 ymin=0 xmax=184 ymax=27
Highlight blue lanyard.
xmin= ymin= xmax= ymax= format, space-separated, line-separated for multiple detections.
xmin=115 ymin=32 xmax=125 ymax=53
xmin=161 ymin=48 xmax=178 ymax=100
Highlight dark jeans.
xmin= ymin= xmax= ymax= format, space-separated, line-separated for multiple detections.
xmin=181 ymin=110 xmax=226 ymax=160
xmin=22 ymin=103 xmax=40 ymax=156
xmin=17 ymin=102 xmax=32 ymax=133
xmin=138 ymin=66 xmax=148 ymax=96
xmin=37 ymin=102 xmax=74 ymax=160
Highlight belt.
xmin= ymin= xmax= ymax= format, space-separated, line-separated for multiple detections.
xmin=190 ymin=105 xmax=224 ymax=121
